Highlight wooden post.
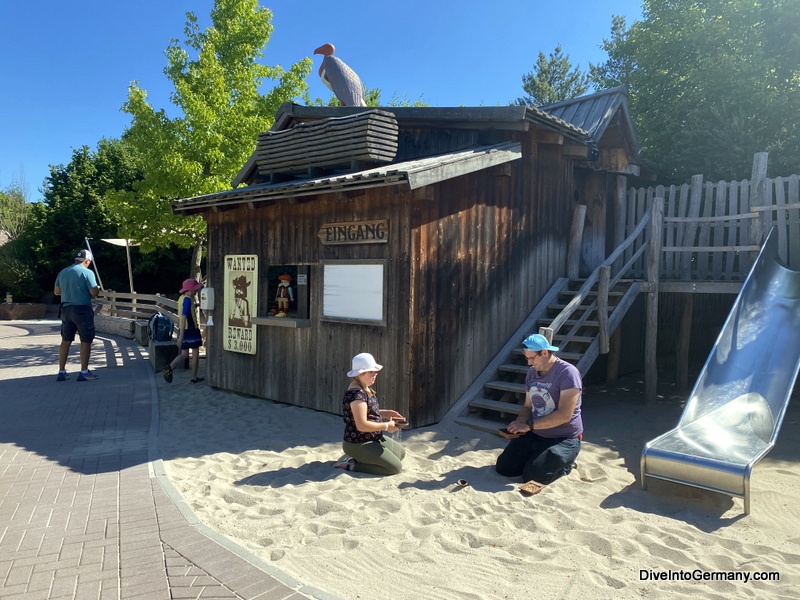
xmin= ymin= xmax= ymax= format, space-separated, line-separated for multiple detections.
xmin=598 ymin=266 xmax=610 ymax=354
xmin=606 ymin=326 xmax=622 ymax=384
xmin=676 ymin=294 xmax=694 ymax=391
xmin=680 ymin=175 xmax=704 ymax=279
xmin=645 ymin=194 xmax=664 ymax=403
xmin=613 ymin=176 xmax=627 ymax=276
xmin=539 ymin=327 xmax=554 ymax=345
xmin=567 ymin=204 xmax=587 ymax=278
xmin=749 ymin=152 xmax=769 ymax=248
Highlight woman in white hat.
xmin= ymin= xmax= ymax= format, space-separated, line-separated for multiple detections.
xmin=336 ymin=352 xmax=406 ymax=475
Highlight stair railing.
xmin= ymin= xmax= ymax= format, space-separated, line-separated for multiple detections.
xmin=548 ymin=201 xmax=654 ymax=348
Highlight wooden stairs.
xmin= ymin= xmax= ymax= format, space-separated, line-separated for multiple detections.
xmin=453 ymin=276 xmax=641 ymax=434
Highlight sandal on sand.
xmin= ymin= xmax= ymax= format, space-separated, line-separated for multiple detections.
xmin=334 ymin=458 xmax=356 ymax=471
xmin=519 ymin=480 xmax=547 ymax=495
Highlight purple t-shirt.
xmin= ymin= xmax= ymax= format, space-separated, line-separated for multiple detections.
xmin=525 ymin=357 xmax=583 ymax=439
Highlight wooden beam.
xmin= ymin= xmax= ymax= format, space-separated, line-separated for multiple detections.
xmin=412 ymin=187 xmax=435 ymax=202
xmin=563 ymin=144 xmax=589 ymax=158
xmin=598 ymin=266 xmax=610 ymax=354
xmin=566 ymin=204 xmax=587 ymax=278
xmin=676 ymin=293 xmax=694 ymax=392
xmin=645 ymin=194 xmax=664 ymax=403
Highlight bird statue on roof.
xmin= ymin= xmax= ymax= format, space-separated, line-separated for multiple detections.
xmin=313 ymin=43 xmax=366 ymax=107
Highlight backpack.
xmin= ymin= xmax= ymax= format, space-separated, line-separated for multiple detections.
xmin=147 ymin=312 xmax=174 ymax=341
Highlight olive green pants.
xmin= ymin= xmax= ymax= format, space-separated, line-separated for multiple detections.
xmin=342 ymin=436 xmax=406 ymax=476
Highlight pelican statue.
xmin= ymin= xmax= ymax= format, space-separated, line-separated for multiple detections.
xmin=313 ymin=43 xmax=366 ymax=107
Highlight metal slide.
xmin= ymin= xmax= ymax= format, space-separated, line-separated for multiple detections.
xmin=641 ymin=227 xmax=800 ymax=514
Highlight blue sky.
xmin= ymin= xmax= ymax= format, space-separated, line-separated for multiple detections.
xmin=0 ymin=1 xmax=643 ymax=201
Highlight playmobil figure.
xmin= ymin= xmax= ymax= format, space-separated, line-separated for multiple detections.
xmin=275 ymin=274 xmax=294 ymax=314
xmin=229 ymin=275 xmax=252 ymax=328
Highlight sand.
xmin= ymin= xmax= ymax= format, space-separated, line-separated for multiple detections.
xmin=156 ymin=364 xmax=800 ymax=599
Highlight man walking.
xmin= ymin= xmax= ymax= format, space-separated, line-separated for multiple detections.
xmin=54 ymin=249 xmax=101 ymax=381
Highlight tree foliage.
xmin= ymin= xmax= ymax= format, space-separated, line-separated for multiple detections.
xmin=314 ymin=88 xmax=430 ymax=107
xmin=590 ymin=1 xmax=800 ymax=181
xmin=109 ymin=0 xmax=312 ymax=278
xmin=516 ymin=45 xmax=590 ymax=106
xmin=0 ymin=180 xmax=29 ymax=242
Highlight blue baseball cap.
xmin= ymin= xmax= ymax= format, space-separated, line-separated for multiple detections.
xmin=522 ymin=334 xmax=559 ymax=352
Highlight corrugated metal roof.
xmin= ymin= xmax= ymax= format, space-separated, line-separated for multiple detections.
xmin=542 ymin=86 xmax=639 ymax=151
xmin=173 ymin=141 xmax=522 ymax=215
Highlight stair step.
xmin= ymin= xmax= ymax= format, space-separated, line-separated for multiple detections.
xmin=553 ymin=335 xmax=594 ymax=344
xmin=453 ymin=414 xmax=509 ymax=435
xmin=469 ymin=397 xmax=524 ymax=414
xmin=559 ymin=290 xmax=625 ymax=298
xmin=484 ymin=380 xmax=526 ymax=394
xmin=537 ymin=319 xmax=599 ymax=328
xmin=510 ymin=348 xmax=583 ymax=361
xmin=498 ymin=363 xmax=529 ymax=375
xmin=546 ymin=303 xmax=599 ymax=312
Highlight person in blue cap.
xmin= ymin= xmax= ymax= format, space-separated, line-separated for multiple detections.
xmin=495 ymin=333 xmax=583 ymax=488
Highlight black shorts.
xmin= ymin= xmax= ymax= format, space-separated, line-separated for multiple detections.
xmin=61 ymin=305 xmax=96 ymax=343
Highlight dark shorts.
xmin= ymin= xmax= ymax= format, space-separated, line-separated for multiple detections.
xmin=181 ymin=328 xmax=203 ymax=350
xmin=61 ymin=304 xmax=96 ymax=343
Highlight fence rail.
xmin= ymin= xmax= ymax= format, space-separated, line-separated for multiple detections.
xmin=96 ymin=291 xmax=179 ymax=326
xmin=627 ymin=154 xmax=799 ymax=280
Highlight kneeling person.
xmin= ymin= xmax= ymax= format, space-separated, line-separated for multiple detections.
xmin=495 ymin=334 xmax=582 ymax=485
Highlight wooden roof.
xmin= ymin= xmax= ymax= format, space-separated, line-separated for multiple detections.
xmin=172 ymin=141 xmax=522 ymax=215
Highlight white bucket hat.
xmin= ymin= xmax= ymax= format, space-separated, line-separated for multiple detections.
xmin=347 ymin=352 xmax=383 ymax=378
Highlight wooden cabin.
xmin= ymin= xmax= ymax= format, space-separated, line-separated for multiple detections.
xmin=171 ymin=89 xmax=642 ymax=427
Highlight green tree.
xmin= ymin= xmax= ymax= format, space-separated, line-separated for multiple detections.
xmin=516 ymin=44 xmax=590 ymax=106
xmin=314 ymin=88 xmax=429 ymax=107
xmin=110 ymin=0 xmax=312 ymax=279
xmin=28 ymin=141 xmax=139 ymax=294
xmin=0 ymin=179 xmax=29 ymax=242
xmin=590 ymin=0 xmax=800 ymax=181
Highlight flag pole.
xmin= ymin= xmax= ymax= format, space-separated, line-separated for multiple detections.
xmin=83 ymin=237 xmax=105 ymax=290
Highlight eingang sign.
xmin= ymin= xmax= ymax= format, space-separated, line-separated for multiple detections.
xmin=317 ymin=219 xmax=388 ymax=245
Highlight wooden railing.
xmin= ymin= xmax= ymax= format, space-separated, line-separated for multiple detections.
xmin=96 ymin=291 xmax=179 ymax=326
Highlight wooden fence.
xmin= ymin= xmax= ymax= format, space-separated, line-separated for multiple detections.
xmin=625 ymin=153 xmax=800 ymax=282
xmin=96 ymin=291 xmax=179 ymax=325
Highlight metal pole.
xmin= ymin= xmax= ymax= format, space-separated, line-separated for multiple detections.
xmin=125 ymin=239 xmax=135 ymax=293
xmin=83 ymin=237 xmax=105 ymax=290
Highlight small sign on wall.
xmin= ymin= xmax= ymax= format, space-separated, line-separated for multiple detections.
xmin=317 ymin=219 xmax=389 ymax=245
xmin=224 ymin=254 xmax=258 ymax=354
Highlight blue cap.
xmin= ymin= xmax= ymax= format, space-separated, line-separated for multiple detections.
xmin=523 ymin=334 xmax=559 ymax=352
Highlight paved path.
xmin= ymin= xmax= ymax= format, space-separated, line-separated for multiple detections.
xmin=0 ymin=321 xmax=337 ymax=600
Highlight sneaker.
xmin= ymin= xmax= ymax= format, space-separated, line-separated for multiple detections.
xmin=76 ymin=371 xmax=99 ymax=382
xmin=334 ymin=458 xmax=356 ymax=472
xmin=56 ymin=371 xmax=68 ymax=381
xmin=163 ymin=367 xmax=173 ymax=383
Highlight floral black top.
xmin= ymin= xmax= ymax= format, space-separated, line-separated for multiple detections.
xmin=342 ymin=387 xmax=383 ymax=443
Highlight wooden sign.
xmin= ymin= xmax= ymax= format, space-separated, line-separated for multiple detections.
xmin=318 ymin=219 xmax=388 ymax=245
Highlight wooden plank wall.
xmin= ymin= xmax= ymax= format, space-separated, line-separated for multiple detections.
xmin=204 ymin=186 xmax=413 ymax=421
xmin=409 ymin=135 xmax=573 ymax=424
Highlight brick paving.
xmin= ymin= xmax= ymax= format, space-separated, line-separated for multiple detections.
xmin=0 ymin=321 xmax=337 ymax=600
